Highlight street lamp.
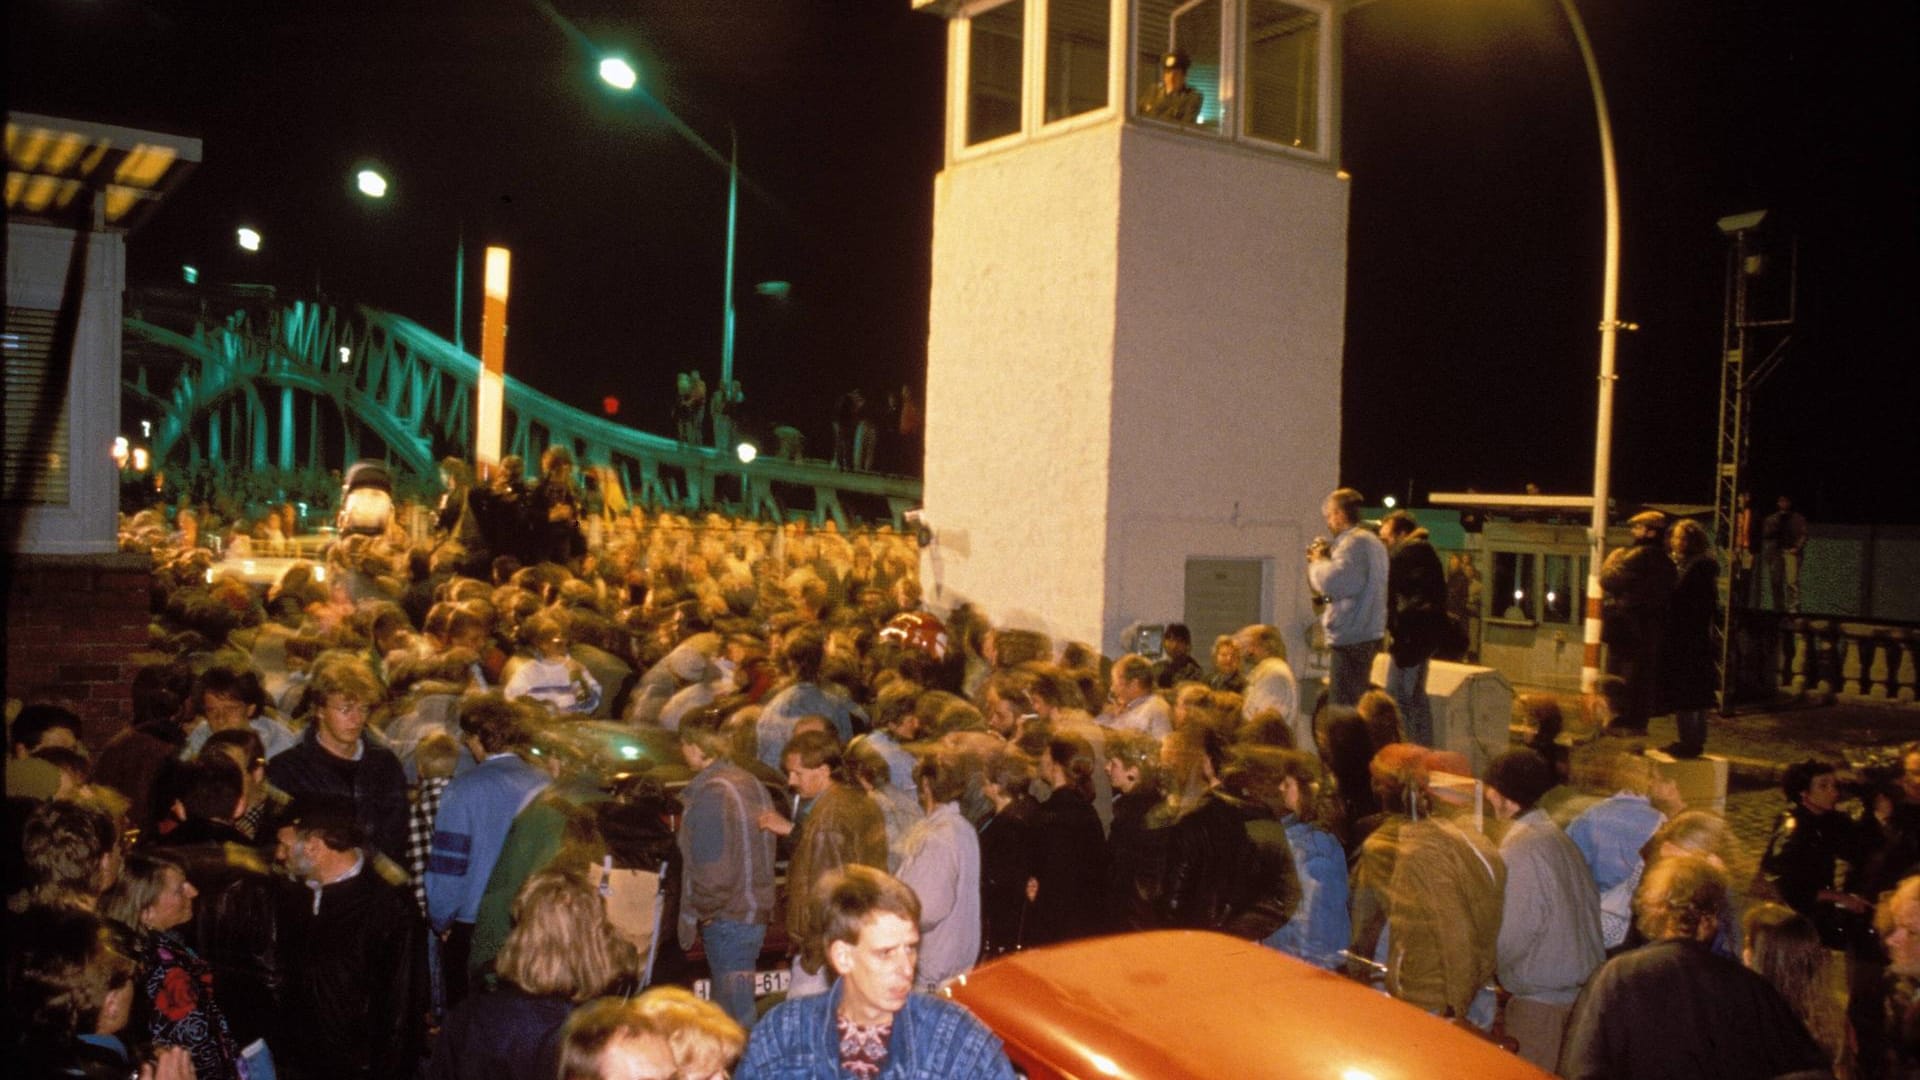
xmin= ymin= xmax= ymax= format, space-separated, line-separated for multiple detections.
xmin=236 ymin=227 xmax=262 ymax=252
xmin=598 ymin=57 xmax=638 ymax=91
xmin=1552 ymin=0 xmax=1632 ymax=696
xmin=599 ymin=59 xmax=746 ymax=410
xmin=356 ymin=168 xmax=389 ymax=198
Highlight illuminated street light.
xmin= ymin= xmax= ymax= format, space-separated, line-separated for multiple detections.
xmin=599 ymin=57 xmax=638 ymax=91
xmin=1382 ymin=495 xmax=1397 ymax=509
xmin=236 ymin=227 xmax=261 ymax=252
xmin=356 ymin=168 xmax=389 ymax=198
xmin=735 ymin=442 xmax=758 ymax=465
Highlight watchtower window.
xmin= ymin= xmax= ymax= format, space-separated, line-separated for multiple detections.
xmin=1135 ymin=0 xmax=1223 ymax=131
xmin=1046 ymin=0 xmax=1112 ymax=123
xmin=968 ymin=0 xmax=1027 ymax=146
xmin=1242 ymin=0 xmax=1320 ymax=151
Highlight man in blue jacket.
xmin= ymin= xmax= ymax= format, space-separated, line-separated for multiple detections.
xmin=737 ymin=866 xmax=1014 ymax=1079
xmin=425 ymin=693 xmax=549 ymax=1005
xmin=1307 ymin=487 xmax=1389 ymax=708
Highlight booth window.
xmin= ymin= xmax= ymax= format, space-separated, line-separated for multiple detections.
xmin=968 ymin=0 xmax=1026 ymax=145
xmin=1135 ymin=0 xmax=1222 ymax=131
xmin=1046 ymin=0 xmax=1111 ymax=123
xmin=1242 ymin=0 xmax=1320 ymax=151
xmin=1491 ymin=551 xmax=1536 ymax=622
xmin=1541 ymin=553 xmax=1584 ymax=625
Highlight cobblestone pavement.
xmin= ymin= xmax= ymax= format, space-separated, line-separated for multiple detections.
xmin=1513 ymin=692 xmax=1920 ymax=894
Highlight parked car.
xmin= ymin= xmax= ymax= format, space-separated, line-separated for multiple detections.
xmin=944 ymin=930 xmax=1553 ymax=1080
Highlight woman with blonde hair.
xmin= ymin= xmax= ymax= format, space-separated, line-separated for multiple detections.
xmin=428 ymin=869 xmax=639 ymax=1080
xmin=633 ymin=985 xmax=748 ymax=1080
xmin=98 ymin=852 xmax=243 ymax=1080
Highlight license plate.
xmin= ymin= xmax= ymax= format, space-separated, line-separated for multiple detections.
xmin=691 ymin=967 xmax=790 ymax=1000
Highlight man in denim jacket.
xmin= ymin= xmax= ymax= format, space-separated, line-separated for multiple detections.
xmin=736 ymin=866 xmax=1014 ymax=1079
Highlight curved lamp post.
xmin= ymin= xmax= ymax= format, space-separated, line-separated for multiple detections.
xmin=1556 ymin=0 xmax=1629 ymax=696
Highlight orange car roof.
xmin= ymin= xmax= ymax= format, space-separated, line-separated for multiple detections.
xmin=944 ymin=931 xmax=1555 ymax=1080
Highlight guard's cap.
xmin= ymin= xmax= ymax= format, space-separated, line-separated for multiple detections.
xmin=1162 ymin=50 xmax=1191 ymax=72
xmin=1628 ymin=510 xmax=1667 ymax=528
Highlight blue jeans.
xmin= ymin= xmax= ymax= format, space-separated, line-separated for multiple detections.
xmin=702 ymin=919 xmax=767 ymax=1031
xmin=1328 ymin=640 xmax=1379 ymax=708
xmin=1386 ymin=657 xmax=1434 ymax=746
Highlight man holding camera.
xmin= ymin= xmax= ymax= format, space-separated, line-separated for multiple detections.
xmin=1307 ymin=488 xmax=1389 ymax=708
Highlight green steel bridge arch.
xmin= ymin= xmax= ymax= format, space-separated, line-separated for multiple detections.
xmin=122 ymin=296 xmax=921 ymax=528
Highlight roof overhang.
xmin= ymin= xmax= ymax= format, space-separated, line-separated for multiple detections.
xmin=6 ymin=112 xmax=201 ymax=233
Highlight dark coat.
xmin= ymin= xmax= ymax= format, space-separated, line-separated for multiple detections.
xmin=1386 ymin=532 xmax=1450 ymax=667
xmin=427 ymin=987 xmax=571 ymax=1080
xmin=1659 ymin=554 xmax=1720 ymax=711
xmin=1105 ymin=785 xmax=1163 ymax=932
xmin=266 ymin=728 xmax=411 ymax=865
xmin=1560 ymin=939 xmax=1828 ymax=1080
xmin=977 ymin=794 xmax=1039 ymax=957
xmin=276 ymin=859 xmax=427 ymax=1080
xmin=1139 ymin=790 xmax=1251 ymax=931
xmin=1028 ymin=787 xmax=1107 ymax=946
xmin=151 ymin=819 xmax=300 ymax=1051
xmin=1761 ymin=802 xmax=1868 ymax=948
xmin=93 ymin=721 xmax=185 ymax=836
xmin=1599 ymin=537 xmax=1677 ymax=649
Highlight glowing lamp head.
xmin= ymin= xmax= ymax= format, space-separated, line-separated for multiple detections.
xmin=599 ymin=57 xmax=638 ymax=91
xmin=356 ymin=169 xmax=388 ymax=198
xmin=1382 ymin=495 xmax=1397 ymax=509
xmin=236 ymin=227 xmax=262 ymax=252
xmin=736 ymin=442 xmax=758 ymax=464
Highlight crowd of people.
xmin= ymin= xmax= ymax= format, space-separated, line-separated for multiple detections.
xmin=3 ymin=463 xmax=1914 ymax=1078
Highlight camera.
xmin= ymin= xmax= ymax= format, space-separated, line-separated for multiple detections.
xmin=904 ymin=508 xmax=932 ymax=549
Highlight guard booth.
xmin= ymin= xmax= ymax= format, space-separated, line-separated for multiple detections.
xmin=911 ymin=0 xmax=1349 ymax=664
xmin=1432 ymin=493 xmax=1633 ymax=691
xmin=1471 ymin=518 xmax=1628 ymax=691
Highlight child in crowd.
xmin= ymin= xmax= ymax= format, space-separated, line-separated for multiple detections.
xmin=504 ymin=611 xmax=601 ymax=715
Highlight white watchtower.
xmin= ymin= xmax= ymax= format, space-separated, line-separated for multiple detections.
xmin=913 ymin=0 xmax=1350 ymax=664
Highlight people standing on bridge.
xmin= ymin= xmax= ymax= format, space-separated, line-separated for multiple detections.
xmin=674 ymin=372 xmax=707 ymax=446
xmin=710 ymin=377 xmax=743 ymax=452
xmin=1762 ymin=494 xmax=1808 ymax=612
xmin=1379 ymin=511 xmax=1447 ymax=748
xmin=1598 ymin=510 xmax=1676 ymax=737
xmin=1660 ymin=519 xmax=1720 ymax=759
xmin=530 ymin=445 xmax=586 ymax=567
xmin=832 ymin=389 xmax=864 ymax=471
xmin=1139 ymin=50 xmax=1203 ymax=123
xmin=1307 ymin=488 xmax=1388 ymax=710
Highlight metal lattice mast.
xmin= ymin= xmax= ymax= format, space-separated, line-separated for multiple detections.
xmin=1712 ymin=212 xmax=1795 ymax=713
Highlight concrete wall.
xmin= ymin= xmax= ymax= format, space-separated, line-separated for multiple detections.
xmin=4 ymin=221 xmax=126 ymax=555
xmin=921 ymin=117 xmax=1349 ymax=659
xmin=1105 ymin=127 xmax=1348 ymax=661
xmin=921 ymin=122 xmax=1124 ymax=646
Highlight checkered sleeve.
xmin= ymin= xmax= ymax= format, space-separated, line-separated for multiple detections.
xmin=408 ymin=777 xmax=448 ymax=913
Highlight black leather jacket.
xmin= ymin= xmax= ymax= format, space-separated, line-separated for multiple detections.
xmin=1761 ymin=802 xmax=1865 ymax=948
xmin=1142 ymin=789 xmax=1299 ymax=937
xmin=152 ymin=819 xmax=301 ymax=1052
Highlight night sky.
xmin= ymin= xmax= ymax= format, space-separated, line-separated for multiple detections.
xmin=10 ymin=0 xmax=1915 ymax=522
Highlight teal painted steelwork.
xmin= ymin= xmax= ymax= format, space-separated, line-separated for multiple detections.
xmin=123 ymin=298 xmax=922 ymax=528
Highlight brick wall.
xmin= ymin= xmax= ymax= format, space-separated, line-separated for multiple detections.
xmin=5 ymin=552 xmax=155 ymax=750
